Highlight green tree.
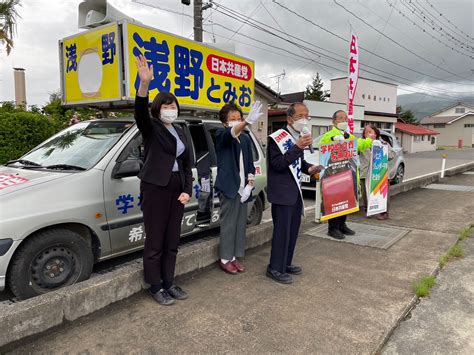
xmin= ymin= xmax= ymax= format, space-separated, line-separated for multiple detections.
xmin=304 ymin=73 xmax=329 ymax=101
xmin=0 ymin=0 xmax=21 ymax=55
xmin=397 ymin=105 xmax=418 ymax=124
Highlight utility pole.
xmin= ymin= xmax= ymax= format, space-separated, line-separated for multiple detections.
xmin=194 ymin=0 xmax=203 ymax=42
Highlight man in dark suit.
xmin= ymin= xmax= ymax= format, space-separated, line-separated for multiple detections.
xmin=266 ymin=102 xmax=322 ymax=284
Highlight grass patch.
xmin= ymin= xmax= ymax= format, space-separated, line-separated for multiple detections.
xmin=413 ymin=275 xmax=436 ymax=297
xmin=439 ymin=243 xmax=465 ymax=268
xmin=459 ymin=227 xmax=471 ymax=241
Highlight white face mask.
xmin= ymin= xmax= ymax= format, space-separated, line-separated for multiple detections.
xmin=292 ymin=118 xmax=309 ymax=133
xmin=160 ymin=109 xmax=178 ymax=124
xmin=227 ymin=120 xmax=241 ymax=128
xmin=336 ymin=121 xmax=349 ymax=131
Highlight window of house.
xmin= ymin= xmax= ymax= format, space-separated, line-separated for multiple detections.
xmin=362 ymin=94 xmax=365 ymax=99
xmin=383 ymin=97 xmax=386 ymax=102
xmin=434 ymin=124 xmax=445 ymax=128
xmin=368 ymin=95 xmax=371 ymax=100
xmin=465 ymin=124 xmax=474 ymax=128
xmin=387 ymin=98 xmax=390 ymax=102
xmin=455 ymin=108 xmax=466 ymax=114
xmin=414 ymin=135 xmax=421 ymax=142
xmin=374 ymin=95 xmax=377 ymax=101
xmin=421 ymin=135 xmax=425 ymax=141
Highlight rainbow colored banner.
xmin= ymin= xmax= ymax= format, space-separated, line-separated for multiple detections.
xmin=366 ymin=142 xmax=389 ymax=216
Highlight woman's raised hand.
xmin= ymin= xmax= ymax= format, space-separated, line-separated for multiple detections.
xmin=135 ymin=55 xmax=153 ymax=84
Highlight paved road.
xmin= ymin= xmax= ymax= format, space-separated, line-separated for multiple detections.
xmin=261 ymin=148 xmax=474 ymax=223
xmin=403 ymin=148 xmax=474 ymax=181
xmin=6 ymin=172 xmax=474 ymax=353
xmin=383 ymin=226 xmax=474 ymax=354
xmin=2 ymin=149 xmax=472 ymax=301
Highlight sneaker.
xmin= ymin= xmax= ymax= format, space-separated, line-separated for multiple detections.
xmin=166 ymin=285 xmax=188 ymax=300
xmin=328 ymin=229 xmax=345 ymax=240
xmin=150 ymin=289 xmax=175 ymax=306
xmin=340 ymin=224 xmax=356 ymax=236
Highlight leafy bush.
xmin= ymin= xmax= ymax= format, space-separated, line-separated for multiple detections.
xmin=0 ymin=111 xmax=56 ymax=164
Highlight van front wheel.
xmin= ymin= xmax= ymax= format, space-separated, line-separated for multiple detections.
xmin=7 ymin=228 xmax=93 ymax=300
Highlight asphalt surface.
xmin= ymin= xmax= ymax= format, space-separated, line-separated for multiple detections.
xmin=5 ymin=172 xmax=473 ymax=353
xmin=383 ymin=230 xmax=474 ymax=354
xmin=2 ymin=148 xmax=473 ymax=303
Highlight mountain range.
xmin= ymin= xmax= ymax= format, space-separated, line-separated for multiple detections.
xmin=397 ymin=93 xmax=474 ymax=121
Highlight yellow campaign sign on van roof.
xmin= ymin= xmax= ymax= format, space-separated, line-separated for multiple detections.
xmin=61 ymin=23 xmax=121 ymax=104
xmin=125 ymin=23 xmax=255 ymax=112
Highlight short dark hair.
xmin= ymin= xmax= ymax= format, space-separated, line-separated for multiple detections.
xmin=150 ymin=92 xmax=180 ymax=119
xmin=332 ymin=110 xmax=346 ymax=121
xmin=287 ymin=102 xmax=306 ymax=117
xmin=362 ymin=124 xmax=381 ymax=139
xmin=218 ymin=102 xmax=243 ymax=124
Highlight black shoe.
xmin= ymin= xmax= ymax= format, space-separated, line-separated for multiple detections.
xmin=328 ymin=229 xmax=346 ymax=240
xmin=150 ymin=289 xmax=175 ymax=305
xmin=166 ymin=285 xmax=188 ymax=300
xmin=340 ymin=224 xmax=356 ymax=236
xmin=266 ymin=266 xmax=293 ymax=284
xmin=286 ymin=265 xmax=302 ymax=275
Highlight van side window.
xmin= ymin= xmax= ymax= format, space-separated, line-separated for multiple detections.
xmin=117 ymin=133 xmax=143 ymax=162
xmin=381 ymin=134 xmax=393 ymax=147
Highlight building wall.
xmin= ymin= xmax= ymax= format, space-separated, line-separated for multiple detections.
xmin=425 ymin=114 xmax=474 ymax=147
xmin=250 ymin=92 xmax=269 ymax=147
xmin=330 ymin=78 xmax=397 ymax=114
xmin=411 ymin=135 xmax=437 ymax=153
xmin=396 ymin=132 xmax=413 ymax=153
xmin=432 ymin=104 xmax=472 ymax=117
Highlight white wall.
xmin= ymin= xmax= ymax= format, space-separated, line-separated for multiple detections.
xmin=250 ymin=92 xmax=269 ymax=147
xmin=396 ymin=131 xmax=437 ymax=153
xmin=433 ymin=105 xmax=472 ymax=117
xmin=425 ymin=114 xmax=474 ymax=147
xmin=330 ymin=78 xmax=398 ymax=114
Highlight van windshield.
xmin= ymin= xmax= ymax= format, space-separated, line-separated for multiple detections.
xmin=10 ymin=121 xmax=132 ymax=170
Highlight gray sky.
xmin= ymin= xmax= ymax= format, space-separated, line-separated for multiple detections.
xmin=0 ymin=0 xmax=473 ymax=106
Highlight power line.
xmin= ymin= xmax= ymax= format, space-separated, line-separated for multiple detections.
xmin=333 ymin=0 xmax=473 ymax=78
xmin=208 ymin=16 xmax=468 ymax=100
xmin=355 ymin=0 xmax=459 ymax=73
xmin=424 ymin=0 xmax=474 ymax=43
xmin=398 ymin=0 xmax=474 ymax=53
xmin=409 ymin=0 xmax=474 ymax=50
xmin=270 ymin=0 xmax=473 ymax=86
xmin=392 ymin=0 xmax=474 ymax=57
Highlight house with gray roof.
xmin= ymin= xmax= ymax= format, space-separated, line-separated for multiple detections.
xmin=420 ymin=102 xmax=474 ymax=148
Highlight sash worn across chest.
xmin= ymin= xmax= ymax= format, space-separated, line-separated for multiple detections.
xmin=269 ymin=129 xmax=305 ymax=214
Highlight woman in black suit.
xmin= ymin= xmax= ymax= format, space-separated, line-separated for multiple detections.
xmin=134 ymin=55 xmax=193 ymax=306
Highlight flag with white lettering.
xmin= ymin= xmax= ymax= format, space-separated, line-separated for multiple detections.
xmin=347 ymin=32 xmax=359 ymax=134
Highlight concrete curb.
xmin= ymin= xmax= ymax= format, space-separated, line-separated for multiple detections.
xmin=0 ymin=223 xmax=274 ymax=348
xmin=1 ymin=165 xmax=472 ymax=348
xmin=372 ymin=226 xmax=472 ymax=354
xmin=390 ymin=162 xmax=474 ymax=197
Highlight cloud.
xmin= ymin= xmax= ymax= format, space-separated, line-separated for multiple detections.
xmin=1 ymin=0 xmax=472 ymax=106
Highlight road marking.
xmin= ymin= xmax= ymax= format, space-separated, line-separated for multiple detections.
xmin=403 ymin=162 xmax=474 ymax=182
xmin=423 ymin=184 xmax=474 ymax=192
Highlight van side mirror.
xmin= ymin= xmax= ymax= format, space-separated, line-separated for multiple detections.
xmin=113 ymin=159 xmax=141 ymax=178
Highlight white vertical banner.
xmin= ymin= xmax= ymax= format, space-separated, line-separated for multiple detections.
xmin=347 ymin=31 xmax=359 ymax=134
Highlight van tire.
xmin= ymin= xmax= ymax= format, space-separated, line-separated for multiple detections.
xmin=7 ymin=228 xmax=94 ymax=300
xmin=247 ymin=196 xmax=263 ymax=227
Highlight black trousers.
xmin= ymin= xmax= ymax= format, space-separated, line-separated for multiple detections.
xmin=269 ymin=197 xmax=303 ymax=273
xmin=328 ymin=215 xmax=347 ymax=231
xmin=141 ymin=174 xmax=184 ymax=288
